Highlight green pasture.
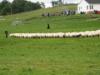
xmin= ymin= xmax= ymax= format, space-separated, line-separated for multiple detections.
xmin=0 ymin=5 xmax=100 ymax=75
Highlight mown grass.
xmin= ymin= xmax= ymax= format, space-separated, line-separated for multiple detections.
xmin=0 ymin=5 xmax=100 ymax=75
xmin=0 ymin=38 xmax=100 ymax=75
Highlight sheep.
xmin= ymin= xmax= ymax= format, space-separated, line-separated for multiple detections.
xmin=39 ymin=33 xmax=45 ymax=38
xmin=49 ymin=33 xmax=54 ymax=38
xmin=69 ymin=32 xmax=81 ymax=38
xmin=52 ymin=33 xmax=59 ymax=38
xmin=9 ymin=33 xmax=14 ymax=37
xmin=95 ymin=30 xmax=100 ymax=36
xmin=68 ymin=32 xmax=79 ymax=38
xmin=87 ymin=31 xmax=96 ymax=37
xmin=64 ymin=32 xmax=71 ymax=38
xmin=15 ymin=33 xmax=22 ymax=38
xmin=9 ymin=30 xmax=100 ymax=38
xmin=79 ymin=31 xmax=88 ymax=37
xmin=45 ymin=33 xmax=50 ymax=38
xmin=57 ymin=32 xmax=64 ymax=38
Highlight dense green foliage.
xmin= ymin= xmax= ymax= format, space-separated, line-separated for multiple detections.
xmin=0 ymin=5 xmax=100 ymax=75
xmin=0 ymin=0 xmax=11 ymax=15
xmin=0 ymin=0 xmax=41 ymax=15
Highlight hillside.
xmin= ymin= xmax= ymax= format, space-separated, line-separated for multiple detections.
xmin=0 ymin=5 xmax=77 ymax=34
xmin=0 ymin=5 xmax=100 ymax=75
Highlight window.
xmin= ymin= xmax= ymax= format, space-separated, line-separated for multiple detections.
xmin=91 ymin=5 xmax=93 ymax=9
xmin=81 ymin=7 xmax=82 ymax=9
xmin=79 ymin=7 xmax=80 ymax=10
xmin=90 ymin=5 xmax=93 ymax=9
xmin=90 ymin=5 xmax=91 ymax=9
xmin=87 ymin=6 xmax=88 ymax=9
xmin=79 ymin=7 xmax=81 ymax=10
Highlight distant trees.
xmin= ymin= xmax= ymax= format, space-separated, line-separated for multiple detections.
xmin=59 ymin=0 xmax=63 ymax=4
xmin=51 ymin=1 xmax=58 ymax=7
xmin=51 ymin=0 xmax=63 ymax=7
xmin=11 ymin=0 xmax=26 ymax=13
xmin=0 ymin=0 xmax=41 ymax=15
xmin=0 ymin=0 xmax=11 ymax=15
xmin=40 ymin=2 xmax=45 ymax=8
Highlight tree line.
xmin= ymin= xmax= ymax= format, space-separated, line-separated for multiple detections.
xmin=0 ymin=0 xmax=41 ymax=15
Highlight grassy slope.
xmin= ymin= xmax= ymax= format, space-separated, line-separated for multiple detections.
xmin=0 ymin=5 xmax=100 ymax=75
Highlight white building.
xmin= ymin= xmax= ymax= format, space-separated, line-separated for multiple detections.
xmin=77 ymin=0 xmax=100 ymax=13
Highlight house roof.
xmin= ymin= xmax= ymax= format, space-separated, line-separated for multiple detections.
xmin=86 ymin=0 xmax=100 ymax=4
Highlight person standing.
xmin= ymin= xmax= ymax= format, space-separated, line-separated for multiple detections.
xmin=47 ymin=24 xmax=50 ymax=29
xmin=5 ymin=30 xmax=8 ymax=38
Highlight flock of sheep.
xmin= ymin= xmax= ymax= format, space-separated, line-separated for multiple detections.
xmin=9 ymin=30 xmax=100 ymax=38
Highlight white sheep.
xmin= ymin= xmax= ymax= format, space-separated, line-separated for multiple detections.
xmin=9 ymin=30 xmax=100 ymax=38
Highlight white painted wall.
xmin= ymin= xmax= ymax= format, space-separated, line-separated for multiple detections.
xmin=93 ymin=4 xmax=100 ymax=11
xmin=77 ymin=0 xmax=100 ymax=13
xmin=77 ymin=0 xmax=90 ymax=13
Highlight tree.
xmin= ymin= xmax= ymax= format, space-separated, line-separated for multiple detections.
xmin=59 ymin=0 xmax=63 ymax=4
xmin=12 ymin=0 xmax=41 ymax=14
xmin=0 ymin=0 xmax=11 ymax=15
xmin=40 ymin=2 xmax=45 ymax=8
xmin=32 ymin=2 xmax=41 ymax=10
xmin=12 ymin=0 xmax=26 ymax=13
xmin=51 ymin=1 xmax=58 ymax=7
xmin=24 ymin=1 xmax=33 ymax=11
xmin=0 ymin=0 xmax=41 ymax=15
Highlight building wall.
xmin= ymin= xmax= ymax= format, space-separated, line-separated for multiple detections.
xmin=93 ymin=4 xmax=100 ymax=11
xmin=77 ymin=0 xmax=98 ymax=13
xmin=77 ymin=0 xmax=89 ymax=13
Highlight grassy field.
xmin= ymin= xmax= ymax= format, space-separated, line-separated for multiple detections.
xmin=0 ymin=5 xmax=100 ymax=75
